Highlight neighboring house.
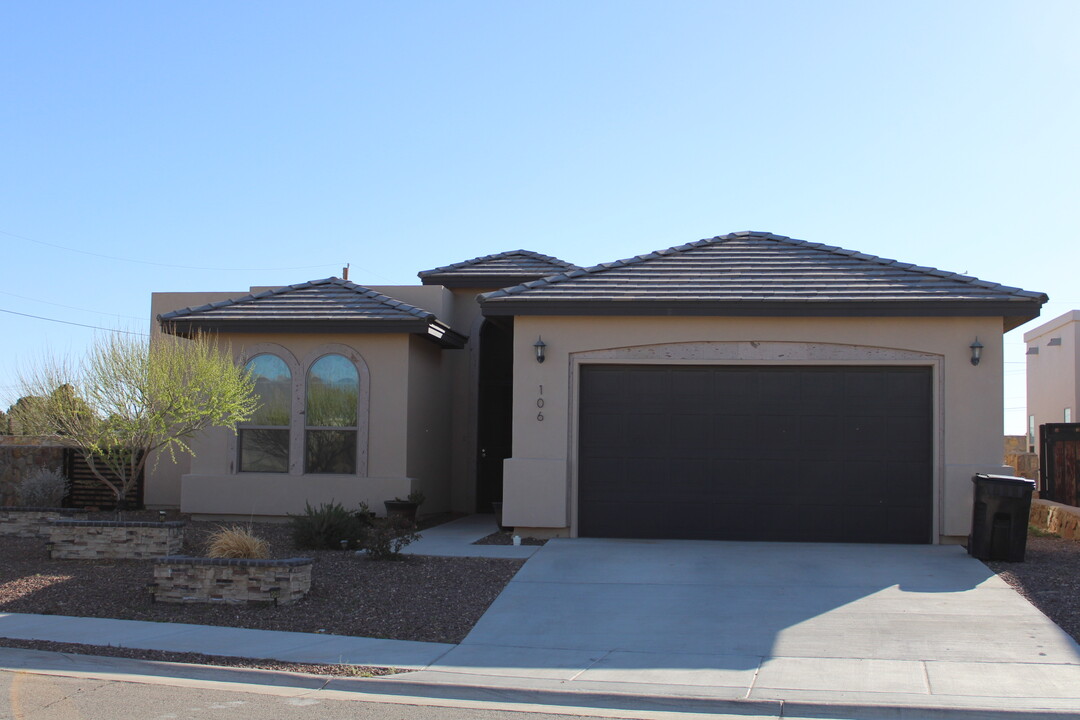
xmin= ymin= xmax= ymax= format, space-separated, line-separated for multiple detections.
xmin=1025 ymin=310 xmax=1080 ymax=448
xmin=150 ymin=231 xmax=1046 ymax=544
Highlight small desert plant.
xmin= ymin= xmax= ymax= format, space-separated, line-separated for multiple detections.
xmin=15 ymin=466 xmax=70 ymax=507
xmin=360 ymin=515 xmax=421 ymax=560
xmin=290 ymin=500 xmax=367 ymax=550
xmin=206 ymin=525 xmax=269 ymax=559
xmin=392 ymin=490 xmax=425 ymax=506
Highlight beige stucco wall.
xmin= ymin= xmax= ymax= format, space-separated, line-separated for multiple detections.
xmin=443 ymin=288 xmax=489 ymax=513
xmin=405 ymin=334 xmax=453 ymax=511
xmin=147 ymin=285 xmax=483 ymax=517
xmin=502 ymin=315 xmax=1011 ymax=543
xmin=147 ymin=286 xmax=465 ymax=517
xmin=146 ymin=292 xmax=248 ymax=508
xmin=1025 ymin=310 xmax=1080 ymax=451
xmin=179 ymin=330 xmax=414 ymax=517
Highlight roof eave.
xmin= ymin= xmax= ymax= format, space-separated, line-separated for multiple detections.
xmin=481 ymin=299 xmax=1046 ymax=327
xmin=160 ymin=317 xmax=437 ymax=337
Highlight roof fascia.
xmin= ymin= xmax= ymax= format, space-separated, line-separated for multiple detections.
xmin=481 ymin=299 xmax=1044 ymax=327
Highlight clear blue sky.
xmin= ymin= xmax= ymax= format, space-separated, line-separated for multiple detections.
xmin=2 ymin=0 xmax=1078 ymax=433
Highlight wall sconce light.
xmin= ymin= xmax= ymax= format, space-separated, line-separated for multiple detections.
xmin=970 ymin=338 xmax=983 ymax=366
xmin=534 ymin=336 xmax=547 ymax=364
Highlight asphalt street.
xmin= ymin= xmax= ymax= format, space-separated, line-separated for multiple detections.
xmin=0 ymin=666 xmax=763 ymax=720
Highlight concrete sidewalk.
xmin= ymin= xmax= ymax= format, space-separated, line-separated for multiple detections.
xmin=2 ymin=515 xmax=1079 ymax=719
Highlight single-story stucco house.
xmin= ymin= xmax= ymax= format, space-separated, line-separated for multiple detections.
xmin=148 ymin=231 xmax=1047 ymax=544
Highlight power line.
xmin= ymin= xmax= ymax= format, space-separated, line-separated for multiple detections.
xmin=0 ymin=307 xmax=148 ymax=336
xmin=1 ymin=228 xmax=341 ymax=272
xmin=0 ymin=290 xmax=146 ymax=321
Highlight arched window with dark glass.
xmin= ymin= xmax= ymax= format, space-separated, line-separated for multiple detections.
xmin=305 ymin=354 xmax=358 ymax=474
xmin=238 ymin=354 xmax=292 ymax=473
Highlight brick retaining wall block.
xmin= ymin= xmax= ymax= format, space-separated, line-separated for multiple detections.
xmin=1030 ymin=499 xmax=1080 ymax=541
xmin=150 ymin=557 xmax=313 ymax=605
xmin=46 ymin=520 xmax=185 ymax=559
xmin=0 ymin=508 xmax=89 ymax=538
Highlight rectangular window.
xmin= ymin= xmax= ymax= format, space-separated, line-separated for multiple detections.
xmin=305 ymin=430 xmax=357 ymax=474
xmin=238 ymin=429 xmax=290 ymax=473
xmin=1028 ymin=415 xmax=1036 ymax=452
xmin=239 ymin=354 xmax=292 ymax=473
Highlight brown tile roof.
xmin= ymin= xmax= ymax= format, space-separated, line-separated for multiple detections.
xmin=479 ymin=232 xmax=1047 ymax=328
xmin=418 ymin=250 xmax=578 ymax=288
xmin=158 ymin=278 xmax=465 ymax=347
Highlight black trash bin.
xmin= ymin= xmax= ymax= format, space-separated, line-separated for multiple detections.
xmin=968 ymin=474 xmax=1036 ymax=562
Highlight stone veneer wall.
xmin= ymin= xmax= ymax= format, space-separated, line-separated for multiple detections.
xmin=1030 ymin=499 xmax=1080 ymax=541
xmin=0 ymin=508 xmax=88 ymax=538
xmin=151 ymin=557 xmax=313 ymax=605
xmin=46 ymin=520 xmax=185 ymax=559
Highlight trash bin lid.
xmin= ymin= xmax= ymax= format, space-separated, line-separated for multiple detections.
xmin=973 ymin=473 xmax=1036 ymax=486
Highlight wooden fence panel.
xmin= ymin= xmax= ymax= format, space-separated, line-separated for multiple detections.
xmin=1040 ymin=423 xmax=1080 ymax=507
xmin=64 ymin=450 xmax=145 ymax=510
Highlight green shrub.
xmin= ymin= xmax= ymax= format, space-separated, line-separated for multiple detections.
xmin=289 ymin=500 xmax=368 ymax=550
xmin=360 ymin=515 xmax=421 ymax=560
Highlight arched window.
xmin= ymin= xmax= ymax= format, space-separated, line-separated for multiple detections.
xmin=305 ymin=354 xmax=359 ymax=474
xmin=238 ymin=354 xmax=292 ymax=473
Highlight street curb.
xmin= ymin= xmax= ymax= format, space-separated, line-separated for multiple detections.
xmin=334 ymin=676 xmax=1080 ymax=720
xmin=2 ymin=647 xmax=1077 ymax=720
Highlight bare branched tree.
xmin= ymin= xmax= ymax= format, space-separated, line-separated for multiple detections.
xmin=13 ymin=332 xmax=258 ymax=508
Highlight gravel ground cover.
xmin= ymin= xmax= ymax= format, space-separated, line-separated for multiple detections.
xmin=986 ymin=531 xmax=1080 ymax=645
xmin=1 ymin=516 xmax=1077 ymax=676
xmin=0 ymin=637 xmax=405 ymax=677
xmin=0 ymin=513 xmax=524 ymax=645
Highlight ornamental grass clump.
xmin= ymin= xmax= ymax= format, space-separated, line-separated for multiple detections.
xmin=15 ymin=466 xmax=70 ymax=507
xmin=206 ymin=525 xmax=270 ymax=559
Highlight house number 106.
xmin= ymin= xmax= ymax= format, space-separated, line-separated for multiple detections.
xmin=537 ymin=385 xmax=544 ymax=421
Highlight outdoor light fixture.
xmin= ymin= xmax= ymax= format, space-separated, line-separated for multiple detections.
xmin=970 ymin=338 xmax=984 ymax=366
xmin=534 ymin=336 xmax=547 ymax=364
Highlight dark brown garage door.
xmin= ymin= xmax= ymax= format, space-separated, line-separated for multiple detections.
xmin=578 ymin=365 xmax=933 ymax=543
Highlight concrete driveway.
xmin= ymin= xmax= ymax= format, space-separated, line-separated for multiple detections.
xmin=422 ymin=537 xmax=1080 ymax=712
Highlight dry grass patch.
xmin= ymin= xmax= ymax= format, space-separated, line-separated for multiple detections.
xmin=205 ymin=525 xmax=270 ymax=559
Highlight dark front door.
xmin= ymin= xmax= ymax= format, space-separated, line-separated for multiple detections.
xmin=578 ymin=365 xmax=933 ymax=543
xmin=476 ymin=318 xmax=514 ymax=513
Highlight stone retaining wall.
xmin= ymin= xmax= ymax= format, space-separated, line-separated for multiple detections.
xmin=0 ymin=508 xmax=88 ymax=538
xmin=1030 ymin=499 xmax=1080 ymax=541
xmin=46 ymin=520 xmax=185 ymax=559
xmin=151 ymin=556 xmax=313 ymax=605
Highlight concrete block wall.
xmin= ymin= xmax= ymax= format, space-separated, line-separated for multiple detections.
xmin=46 ymin=520 xmax=185 ymax=559
xmin=0 ymin=508 xmax=88 ymax=538
xmin=1030 ymin=499 xmax=1080 ymax=540
xmin=151 ymin=557 xmax=313 ymax=605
